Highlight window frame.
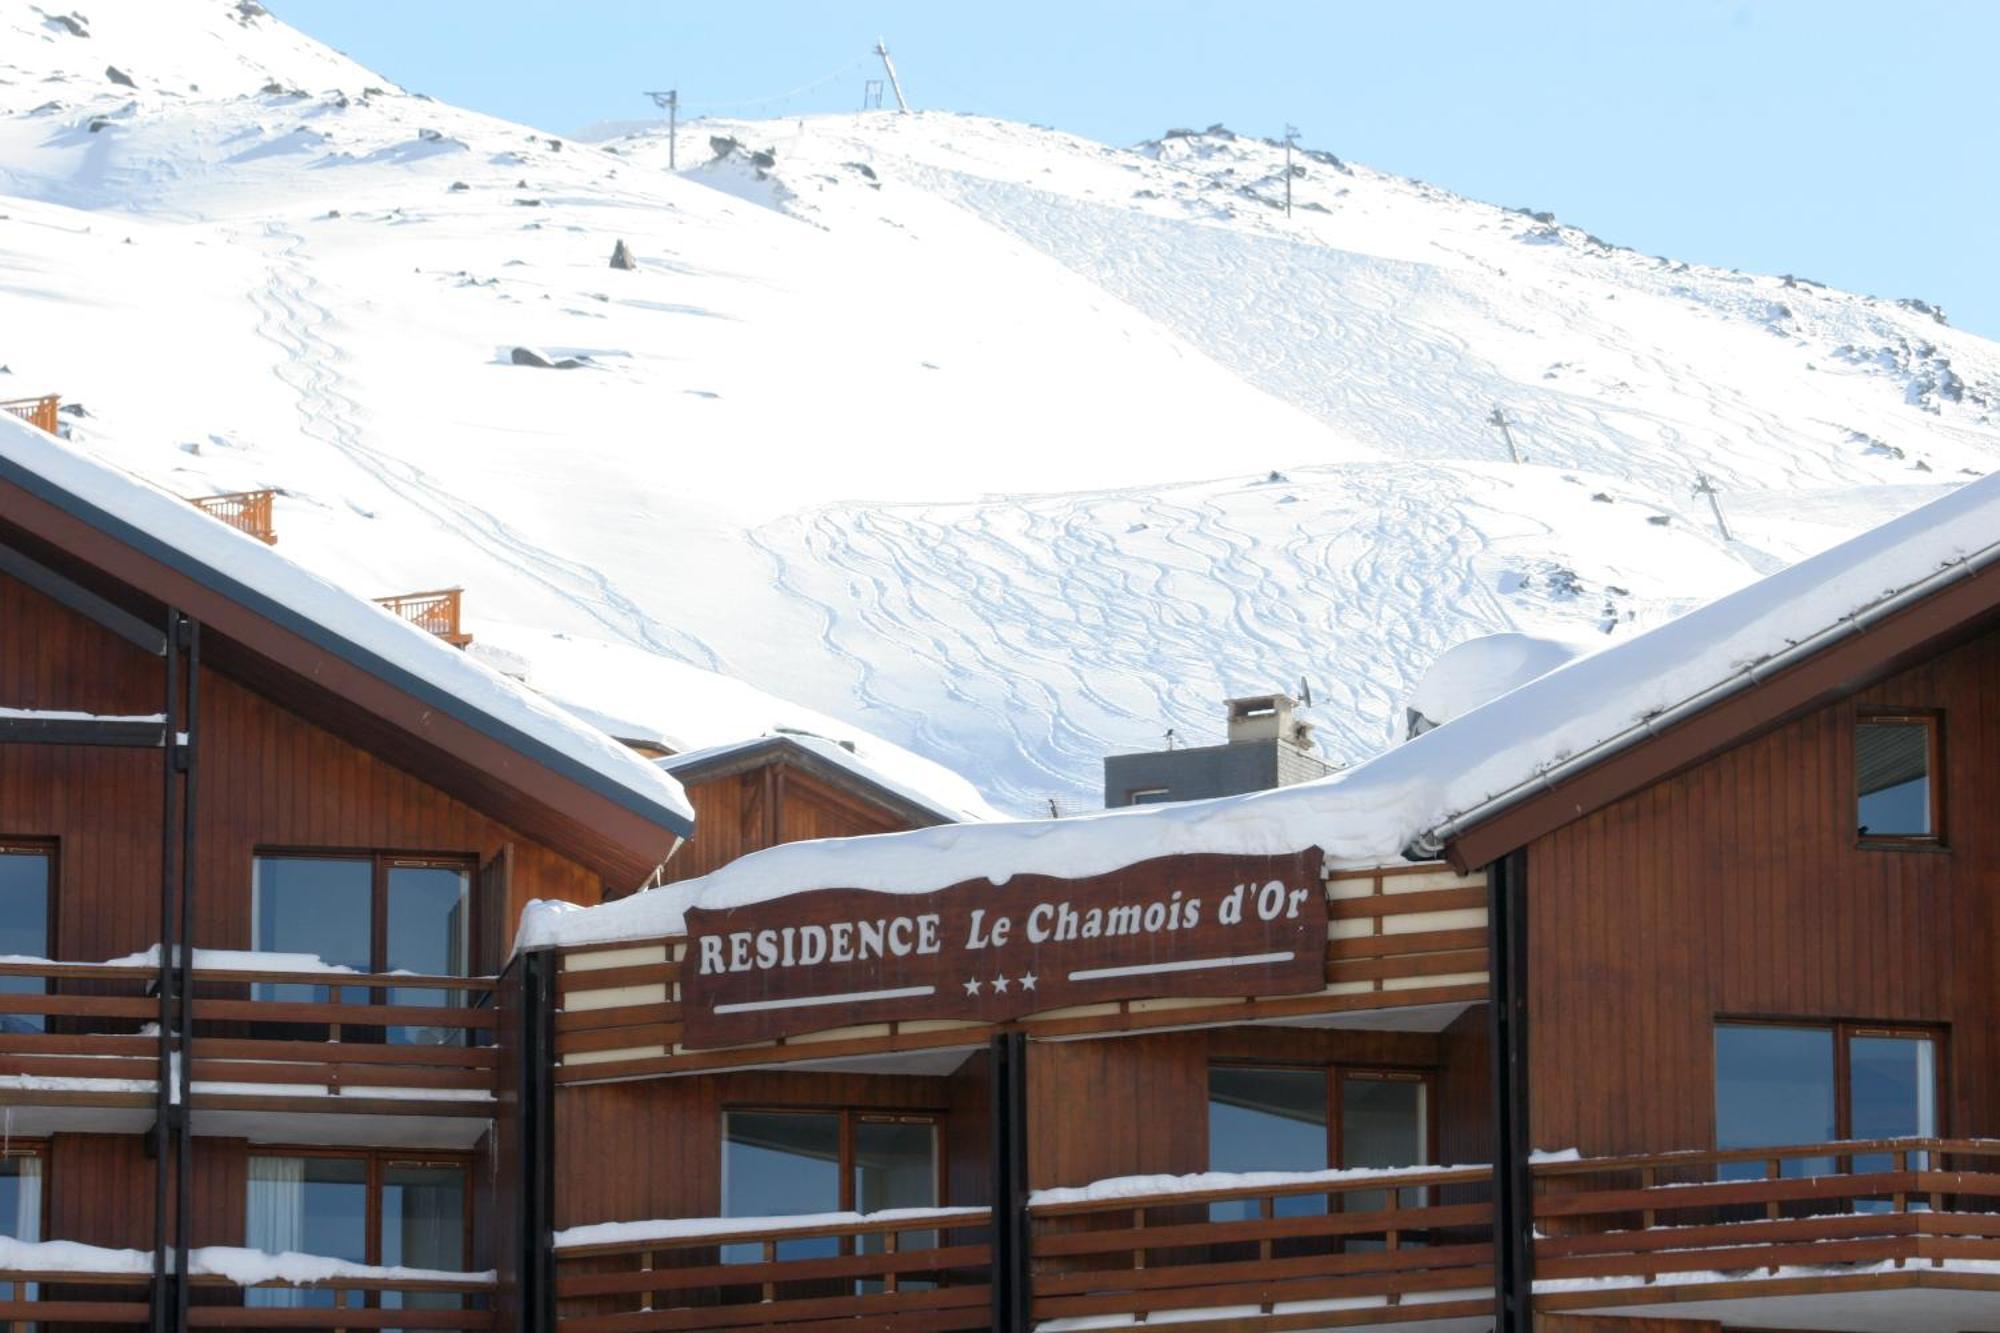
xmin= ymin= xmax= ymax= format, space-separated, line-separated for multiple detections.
xmin=720 ymin=1105 xmax=950 ymax=1219
xmin=1206 ymin=1062 xmax=1438 ymax=1176
xmin=1713 ymin=1018 xmax=1948 ymax=1148
xmin=245 ymin=1145 xmax=474 ymax=1283
xmin=0 ymin=840 xmax=57 ymax=961
xmin=1853 ymin=709 xmax=1945 ymax=850
xmin=1125 ymin=788 xmax=1173 ymax=807
xmin=251 ymin=850 xmax=477 ymax=978
xmin=0 ymin=1142 xmax=49 ymax=1245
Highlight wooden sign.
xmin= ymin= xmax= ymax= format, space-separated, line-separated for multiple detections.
xmin=681 ymin=849 xmax=1325 ymax=1048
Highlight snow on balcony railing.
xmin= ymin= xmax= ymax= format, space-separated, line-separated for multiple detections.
xmin=1028 ymin=1163 xmax=1495 ymax=1328
xmin=552 ymin=1206 xmax=994 ymax=1329
xmin=0 ymin=951 xmax=497 ymax=1111
xmin=0 ymin=395 xmax=59 ymax=435
xmin=1532 ymin=1137 xmax=2000 ymax=1307
xmin=0 ymin=1235 xmax=494 ymax=1327
xmin=187 ymin=488 xmax=278 ymax=544
xmin=375 ymin=586 xmax=473 ymax=647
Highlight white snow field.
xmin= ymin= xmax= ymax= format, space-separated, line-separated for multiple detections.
xmin=3 ymin=0 xmax=1997 ymax=814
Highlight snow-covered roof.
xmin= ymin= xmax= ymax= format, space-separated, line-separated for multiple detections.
xmin=0 ymin=414 xmax=693 ymax=839
xmin=1403 ymin=631 xmax=1594 ymax=734
xmin=468 ymin=624 xmax=1003 ymax=824
xmin=658 ymin=733 xmax=979 ymax=825
xmin=519 ymin=472 xmax=2000 ymax=950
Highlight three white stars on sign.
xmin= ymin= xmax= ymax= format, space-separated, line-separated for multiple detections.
xmin=962 ymin=973 xmax=1037 ymax=997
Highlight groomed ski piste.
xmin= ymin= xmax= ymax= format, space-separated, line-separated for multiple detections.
xmin=5 ymin=0 xmax=1999 ymax=814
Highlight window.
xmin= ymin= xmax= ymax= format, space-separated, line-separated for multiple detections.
xmin=253 ymin=854 xmax=470 ymax=1043
xmin=1207 ymin=1066 xmax=1431 ymax=1220
xmin=1126 ymin=788 xmax=1173 ymax=806
xmin=1855 ymin=713 xmax=1940 ymax=844
xmin=245 ymin=1153 xmax=467 ymax=1310
xmin=0 ymin=1151 xmax=43 ymax=1306
xmin=0 ymin=846 xmax=52 ymax=1034
xmin=721 ymin=1110 xmax=940 ymax=1266
xmin=1715 ymin=1022 xmax=1940 ymax=1178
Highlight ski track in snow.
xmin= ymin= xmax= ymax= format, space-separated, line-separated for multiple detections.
xmin=244 ymin=222 xmax=724 ymax=672
xmin=752 ymin=466 xmax=1652 ymax=812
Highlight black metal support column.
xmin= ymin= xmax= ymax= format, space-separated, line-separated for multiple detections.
xmin=174 ymin=616 xmax=199 ymax=1333
xmin=149 ymin=608 xmax=181 ymax=1333
xmin=1487 ymin=849 xmax=1532 ymax=1333
xmin=518 ymin=950 xmax=558 ymax=1333
xmin=989 ymin=1031 xmax=1030 ymax=1333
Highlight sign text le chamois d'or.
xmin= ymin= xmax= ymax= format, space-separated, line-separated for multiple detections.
xmin=680 ymin=849 xmax=1326 ymax=1048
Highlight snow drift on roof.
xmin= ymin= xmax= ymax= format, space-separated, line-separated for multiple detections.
xmin=0 ymin=414 xmax=692 ymax=831
xmin=519 ymin=472 xmax=2000 ymax=950
xmin=1403 ymin=631 xmax=1595 ymax=735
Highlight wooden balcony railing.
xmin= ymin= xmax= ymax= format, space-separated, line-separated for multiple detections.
xmin=553 ymin=1207 xmax=994 ymax=1329
xmin=0 ymin=394 xmax=60 ymax=435
xmin=0 ymin=1265 xmax=494 ymax=1326
xmin=188 ymin=488 xmax=279 ymax=544
xmin=0 ymin=959 xmax=497 ymax=1116
xmin=551 ymin=864 xmax=1489 ymax=1081
xmin=375 ymin=587 xmax=473 ymax=647
xmin=1027 ymin=1166 xmax=1496 ymax=1327
xmin=1533 ymin=1138 xmax=2000 ymax=1310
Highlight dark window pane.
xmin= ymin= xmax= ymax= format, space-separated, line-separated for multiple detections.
xmin=246 ymin=1156 xmax=367 ymax=1308
xmin=1715 ymin=1026 xmax=1835 ymax=1178
xmin=1857 ymin=722 xmax=1931 ymax=837
xmin=386 ymin=866 xmax=469 ymax=1045
xmin=1850 ymin=1036 xmax=1939 ymax=1174
xmin=1340 ymin=1077 xmax=1427 ymax=1213
xmin=253 ymin=858 xmax=370 ymax=1004
xmin=1208 ymin=1067 xmax=1326 ymax=1220
xmin=0 ymin=852 xmax=50 ymax=1034
xmin=723 ymin=1112 xmax=840 ymax=1262
xmin=383 ymin=1164 xmax=467 ymax=1313
xmin=0 ymin=1157 xmax=41 ymax=1304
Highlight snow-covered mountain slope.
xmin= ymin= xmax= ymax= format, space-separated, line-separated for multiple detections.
xmin=3 ymin=0 xmax=1995 ymax=815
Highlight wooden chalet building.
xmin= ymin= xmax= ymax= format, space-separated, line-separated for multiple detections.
xmin=4 ymin=398 xmax=2000 ymax=1333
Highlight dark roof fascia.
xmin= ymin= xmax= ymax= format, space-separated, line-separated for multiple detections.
xmin=0 ymin=456 xmax=694 ymax=841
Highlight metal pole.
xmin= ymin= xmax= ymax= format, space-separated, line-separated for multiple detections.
xmin=667 ymin=90 xmax=677 ymax=171
xmin=1694 ymin=472 xmax=1732 ymax=542
xmin=1489 ymin=406 xmax=1523 ymax=465
xmin=1283 ymin=124 xmax=1298 ymax=217
xmin=174 ymin=617 xmax=199 ymax=1332
xmin=150 ymin=610 xmax=179 ymax=1333
xmin=1487 ymin=850 xmax=1533 ymax=1332
xmin=875 ymin=39 xmax=911 ymax=114
xmin=989 ymin=1032 xmax=1030 ymax=1331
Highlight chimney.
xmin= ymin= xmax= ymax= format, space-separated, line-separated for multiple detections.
xmin=1226 ymin=694 xmax=1313 ymax=751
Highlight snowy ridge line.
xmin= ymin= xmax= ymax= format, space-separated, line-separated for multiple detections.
xmin=1416 ymin=516 xmax=2000 ymax=854
xmin=0 ymin=415 xmax=694 ymax=841
xmin=553 ymin=1205 xmax=991 ymax=1250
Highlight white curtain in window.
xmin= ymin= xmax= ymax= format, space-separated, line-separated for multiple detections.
xmin=12 ymin=1157 xmax=39 ymax=1242
xmin=245 ymin=1157 xmax=306 ymax=1310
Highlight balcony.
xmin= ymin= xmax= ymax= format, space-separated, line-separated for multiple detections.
xmin=553 ymin=1208 xmax=994 ymax=1330
xmin=0 ymin=956 xmax=496 ymax=1142
xmin=375 ymin=587 xmax=473 ymax=647
xmin=1532 ymin=1138 xmax=2000 ymax=1324
xmin=188 ymin=488 xmax=279 ymax=544
xmin=0 ymin=395 xmax=60 ymax=435
xmin=1029 ymin=1166 xmax=1495 ymax=1328
xmin=0 ymin=1258 xmax=493 ymax=1326
xmin=551 ymin=863 xmax=1489 ymax=1081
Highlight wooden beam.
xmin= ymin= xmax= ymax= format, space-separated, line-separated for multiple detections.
xmin=0 ymin=538 xmax=165 ymax=653
xmin=0 ymin=714 xmax=165 ymax=747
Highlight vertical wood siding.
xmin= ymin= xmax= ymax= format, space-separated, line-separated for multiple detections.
xmin=1527 ymin=625 xmax=2000 ymax=1156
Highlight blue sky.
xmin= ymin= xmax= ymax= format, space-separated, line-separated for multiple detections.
xmin=268 ymin=1 xmax=1999 ymax=337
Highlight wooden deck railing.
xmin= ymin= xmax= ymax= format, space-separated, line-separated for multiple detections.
xmin=0 ymin=960 xmax=497 ymax=1115
xmin=553 ymin=1208 xmax=994 ymax=1330
xmin=0 ymin=1268 xmax=494 ymax=1326
xmin=0 ymin=394 xmax=60 ymax=435
xmin=189 ymin=489 xmax=279 ymax=544
xmin=1027 ymin=1166 xmax=1495 ymax=1327
xmin=551 ymin=864 xmax=1489 ymax=1080
xmin=1533 ymin=1138 xmax=2000 ymax=1309
xmin=375 ymin=587 xmax=472 ymax=647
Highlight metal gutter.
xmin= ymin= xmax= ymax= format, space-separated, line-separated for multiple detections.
xmin=1413 ymin=537 xmax=2000 ymax=858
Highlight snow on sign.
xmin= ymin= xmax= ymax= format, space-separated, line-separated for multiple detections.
xmin=680 ymin=850 xmax=1326 ymax=1048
